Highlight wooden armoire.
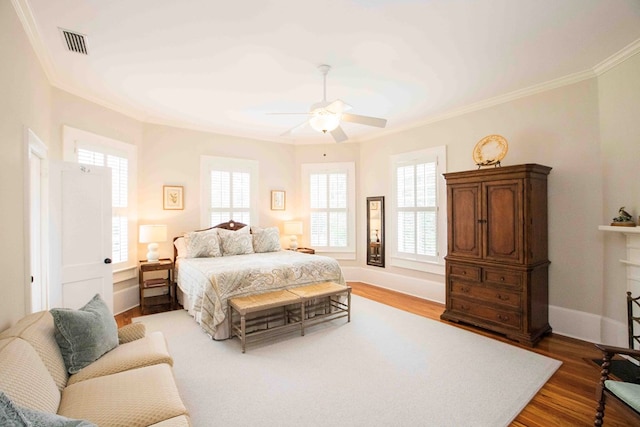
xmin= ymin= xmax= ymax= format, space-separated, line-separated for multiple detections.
xmin=440 ymin=163 xmax=551 ymax=346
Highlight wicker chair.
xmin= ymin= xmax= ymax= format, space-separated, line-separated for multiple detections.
xmin=594 ymin=343 xmax=640 ymax=425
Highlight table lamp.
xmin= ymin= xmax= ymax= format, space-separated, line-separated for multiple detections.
xmin=284 ymin=221 xmax=303 ymax=250
xmin=139 ymin=224 xmax=167 ymax=262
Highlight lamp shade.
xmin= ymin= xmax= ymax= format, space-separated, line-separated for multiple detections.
xmin=139 ymin=224 xmax=167 ymax=243
xmin=284 ymin=221 xmax=303 ymax=236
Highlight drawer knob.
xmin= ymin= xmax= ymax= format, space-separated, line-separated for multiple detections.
xmin=500 ymin=277 xmax=505 ymax=282
xmin=497 ymin=294 xmax=510 ymax=301
xmin=462 ymin=286 xmax=470 ymax=293
xmin=497 ymin=314 xmax=510 ymax=322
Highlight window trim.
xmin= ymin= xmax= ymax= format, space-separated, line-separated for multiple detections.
xmin=200 ymin=155 xmax=259 ymax=229
xmin=389 ymin=146 xmax=446 ymax=274
xmin=62 ymin=126 xmax=138 ymax=270
xmin=301 ymin=162 xmax=356 ymax=259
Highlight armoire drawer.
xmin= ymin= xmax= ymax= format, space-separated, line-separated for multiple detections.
xmin=448 ymin=264 xmax=481 ymax=282
xmin=449 ymin=298 xmax=521 ymax=330
xmin=483 ymin=268 xmax=522 ymax=288
xmin=449 ymin=281 xmax=521 ymax=309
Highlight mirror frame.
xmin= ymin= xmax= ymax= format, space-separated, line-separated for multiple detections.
xmin=366 ymin=196 xmax=385 ymax=267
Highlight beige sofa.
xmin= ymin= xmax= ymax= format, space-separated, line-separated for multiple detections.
xmin=0 ymin=310 xmax=190 ymax=426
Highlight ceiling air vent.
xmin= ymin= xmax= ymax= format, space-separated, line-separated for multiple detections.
xmin=59 ymin=28 xmax=88 ymax=55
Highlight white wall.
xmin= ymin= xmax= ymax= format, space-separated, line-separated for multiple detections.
xmin=360 ymin=79 xmax=604 ymax=318
xmin=598 ymin=53 xmax=640 ymax=337
xmin=0 ymin=1 xmax=51 ymax=330
xmin=138 ymin=123 xmax=298 ymax=260
xmin=3 ymin=0 xmax=640 ymax=345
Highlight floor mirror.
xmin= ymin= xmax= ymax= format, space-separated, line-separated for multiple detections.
xmin=367 ymin=196 xmax=385 ymax=267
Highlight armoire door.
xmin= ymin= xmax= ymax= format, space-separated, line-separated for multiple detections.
xmin=483 ymin=179 xmax=523 ymax=263
xmin=448 ymin=183 xmax=482 ymax=259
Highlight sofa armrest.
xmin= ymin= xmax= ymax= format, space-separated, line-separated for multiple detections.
xmin=118 ymin=323 xmax=146 ymax=344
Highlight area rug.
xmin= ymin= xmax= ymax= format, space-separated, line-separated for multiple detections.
xmin=134 ymin=295 xmax=561 ymax=427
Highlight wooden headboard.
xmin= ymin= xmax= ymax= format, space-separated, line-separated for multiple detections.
xmin=173 ymin=220 xmax=248 ymax=260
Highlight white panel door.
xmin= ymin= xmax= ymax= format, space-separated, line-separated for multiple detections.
xmin=50 ymin=162 xmax=113 ymax=312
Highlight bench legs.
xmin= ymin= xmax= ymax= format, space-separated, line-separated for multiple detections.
xmin=228 ymin=286 xmax=351 ymax=353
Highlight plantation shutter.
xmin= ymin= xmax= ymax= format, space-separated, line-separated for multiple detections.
xmin=310 ymin=171 xmax=348 ymax=248
xmin=396 ymin=160 xmax=437 ymax=258
xmin=210 ymin=170 xmax=251 ymax=225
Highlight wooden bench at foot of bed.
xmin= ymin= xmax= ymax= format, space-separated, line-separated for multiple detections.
xmin=228 ymin=282 xmax=351 ymax=353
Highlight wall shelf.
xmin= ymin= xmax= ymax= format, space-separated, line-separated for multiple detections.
xmin=599 ymin=226 xmax=640 ymax=306
xmin=598 ymin=225 xmax=640 ymax=234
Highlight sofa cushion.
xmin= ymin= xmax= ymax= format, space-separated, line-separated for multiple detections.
xmin=67 ymin=331 xmax=173 ymax=386
xmin=50 ymin=294 xmax=119 ymax=374
xmin=118 ymin=322 xmax=147 ymax=344
xmin=0 ymin=311 xmax=69 ymax=391
xmin=59 ymin=364 xmax=188 ymax=427
xmin=1 ymin=391 xmax=96 ymax=427
xmin=148 ymin=415 xmax=192 ymax=427
xmin=0 ymin=338 xmax=61 ymax=414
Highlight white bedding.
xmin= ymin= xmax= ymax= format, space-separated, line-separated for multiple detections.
xmin=176 ymin=250 xmax=345 ymax=339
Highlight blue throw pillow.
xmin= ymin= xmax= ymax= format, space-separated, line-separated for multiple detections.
xmin=0 ymin=391 xmax=97 ymax=426
xmin=50 ymin=293 xmax=119 ymax=374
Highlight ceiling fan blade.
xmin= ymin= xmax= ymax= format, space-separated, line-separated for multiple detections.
xmin=281 ymin=120 xmax=310 ymax=136
xmin=325 ymin=99 xmax=352 ymax=114
xmin=330 ymin=126 xmax=348 ymax=143
xmin=341 ymin=113 xmax=387 ymax=128
xmin=267 ymin=112 xmax=311 ymax=115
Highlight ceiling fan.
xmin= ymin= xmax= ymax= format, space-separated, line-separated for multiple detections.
xmin=273 ymin=65 xmax=387 ymax=143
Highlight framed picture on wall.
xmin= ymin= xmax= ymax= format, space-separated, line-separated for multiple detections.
xmin=271 ymin=190 xmax=285 ymax=210
xmin=163 ymin=186 xmax=184 ymax=210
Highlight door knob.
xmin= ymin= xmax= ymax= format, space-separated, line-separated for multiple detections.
xmin=104 ymin=258 xmax=112 ymax=264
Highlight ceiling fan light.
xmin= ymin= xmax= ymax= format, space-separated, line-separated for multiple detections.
xmin=309 ymin=110 xmax=341 ymax=133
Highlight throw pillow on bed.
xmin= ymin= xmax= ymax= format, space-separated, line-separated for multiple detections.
xmin=252 ymin=226 xmax=282 ymax=253
xmin=218 ymin=227 xmax=254 ymax=255
xmin=50 ymin=293 xmax=119 ymax=374
xmin=184 ymin=228 xmax=222 ymax=258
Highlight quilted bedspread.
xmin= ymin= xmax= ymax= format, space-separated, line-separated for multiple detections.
xmin=176 ymin=250 xmax=345 ymax=339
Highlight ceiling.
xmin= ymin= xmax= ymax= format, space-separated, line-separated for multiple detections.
xmin=16 ymin=0 xmax=640 ymax=144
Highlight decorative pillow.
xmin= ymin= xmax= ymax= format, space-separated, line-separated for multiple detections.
xmin=184 ymin=229 xmax=222 ymax=258
xmin=0 ymin=391 xmax=97 ymax=426
xmin=218 ymin=227 xmax=254 ymax=256
xmin=173 ymin=236 xmax=187 ymax=258
xmin=50 ymin=294 xmax=119 ymax=374
xmin=252 ymin=227 xmax=282 ymax=253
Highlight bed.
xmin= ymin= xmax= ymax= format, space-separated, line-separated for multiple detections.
xmin=173 ymin=221 xmax=346 ymax=339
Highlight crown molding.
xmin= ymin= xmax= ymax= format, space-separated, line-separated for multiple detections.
xmin=362 ymin=68 xmax=597 ymax=142
xmin=12 ymin=1 xmax=640 ymax=144
xmin=593 ymin=37 xmax=640 ymax=76
xmin=11 ymin=0 xmax=56 ymax=83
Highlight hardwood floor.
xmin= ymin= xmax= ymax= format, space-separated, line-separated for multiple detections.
xmin=115 ymin=281 xmax=636 ymax=426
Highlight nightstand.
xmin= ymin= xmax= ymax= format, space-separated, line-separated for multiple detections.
xmin=294 ymin=247 xmax=315 ymax=254
xmin=139 ymin=258 xmax=175 ymax=314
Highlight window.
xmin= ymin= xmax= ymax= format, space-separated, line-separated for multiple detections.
xmin=302 ymin=162 xmax=355 ymax=258
xmin=200 ymin=156 xmax=258 ymax=227
xmin=63 ymin=126 xmax=137 ymax=269
xmin=391 ymin=146 xmax=446 ymax=273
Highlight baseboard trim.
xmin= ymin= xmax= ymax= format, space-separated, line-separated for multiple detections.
xmin=344 ymin=266 xmax=626 ymax=345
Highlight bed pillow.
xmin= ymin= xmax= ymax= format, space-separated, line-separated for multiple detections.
xmin=252 ymin=226 xmax=282 ymax=253
xmin=184 ymin=228 xmax=222 ymax=258
xmin=0 ymin=391 xmax=96 ymax=426
xmin=50 ymin=294 xmax=119 ymax=374
xmin=218 ymin=227 xmax=254 ymax=255
xmin=174 ymin=236 xmax=187 ymax=258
